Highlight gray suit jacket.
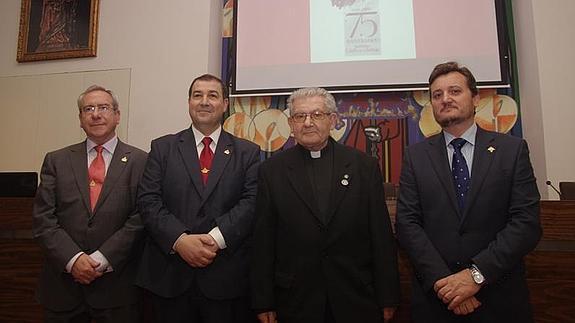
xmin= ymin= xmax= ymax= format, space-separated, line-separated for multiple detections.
xmin=33 ymin=140 xmax=147 ymax=311
xmin=396 ymin=127 xmax=541 ymax=322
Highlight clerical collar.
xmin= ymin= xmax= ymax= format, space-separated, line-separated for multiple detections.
xmin=303 ymin=140 xmax=332 ymax=159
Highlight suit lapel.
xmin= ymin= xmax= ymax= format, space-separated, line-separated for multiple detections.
xmin=286 ymin=147 xmax=321 ymax=219
xmin=325 ymin=141 xmax=351 ymax=225
xmin=201 ymin=131 xmax=233 ymax=202
xmin=93 ymin=140 xmax=130 ymax=215
xmin=461 ymin=127 xmax=497 ymax=222
xmin=69 ymin=142 xmax=91 ymax=214
xmin=425 ymin=134 xmax=460 ymax=217
xmin=177 ymin=128 xmax=204 ymax=196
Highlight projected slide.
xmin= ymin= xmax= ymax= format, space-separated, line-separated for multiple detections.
xmin=310 ymin=0 xmax=416 ymax=63
xmin=234 ymin=0 xmax=505 ymax=95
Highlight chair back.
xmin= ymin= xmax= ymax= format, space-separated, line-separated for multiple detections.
xmin=559 ymin=182 xmax=575 ymax=200
xmin=0 ymin=172 xmax=38 ymax=197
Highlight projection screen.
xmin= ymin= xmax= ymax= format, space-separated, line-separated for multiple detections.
xmin=232 ymin=0 xmax=510 ymax=96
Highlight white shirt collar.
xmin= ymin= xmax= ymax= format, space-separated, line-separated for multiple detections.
xmin=191 ymin=124 xmax=222 ymax=148
xmin=443 ymin=123 xmax=477 ymax=148
xmin=86 ymin=136 xmax=118 ymax=154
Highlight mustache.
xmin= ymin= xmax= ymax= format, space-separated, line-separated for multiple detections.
xmin=441 ymin=103 xmax=457 ymax=110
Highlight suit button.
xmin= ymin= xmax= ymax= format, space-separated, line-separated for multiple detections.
xmin=87 ymin=221 xmax=93 ymax=228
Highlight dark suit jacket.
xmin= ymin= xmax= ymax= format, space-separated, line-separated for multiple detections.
xmin=251 ymin=139 xmax=400 ymax=323
xmin=396 ymin=127 xmax=541 ymax=323
xmin=135 ymin=128 xmax=260 ymax=299
xmin=33 ymin=140 xmax=148 ymax=311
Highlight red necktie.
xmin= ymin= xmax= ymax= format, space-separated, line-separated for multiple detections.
xmin=199 ymin=137 xmax=214 ymax=185
xmin=88 ymin=145 xmax=105 ymax=210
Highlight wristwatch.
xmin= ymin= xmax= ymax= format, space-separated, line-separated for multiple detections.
xmin=470 ymin=264 xmax=485 ymax=285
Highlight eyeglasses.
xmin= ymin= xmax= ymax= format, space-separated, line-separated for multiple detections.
xmin=290 ymin=111 xmax=333 ymax=123
xmin=80 ymin=104 xmax=117 ymax=115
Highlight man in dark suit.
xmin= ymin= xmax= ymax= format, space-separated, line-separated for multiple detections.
xmin=396 ymin=62 xmax=542 ymax=322
xmin=136 ymin=74 xmax=260 ymax=323
xmin=33 ymin=85 xmax=148 ymax=322
xmin=251 ymin=87 xmax=400 ymax=323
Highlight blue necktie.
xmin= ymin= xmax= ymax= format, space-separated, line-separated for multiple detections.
xmin=450 ymin=138 xmax=470 ymax=212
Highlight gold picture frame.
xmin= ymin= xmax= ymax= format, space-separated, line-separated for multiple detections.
xmin=17 ymin=0 xmax=99 ymax=62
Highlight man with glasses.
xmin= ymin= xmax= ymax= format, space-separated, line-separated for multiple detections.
xmin=33 ymin=85 xmax=148 ymax=322
xmin=251 ymin=87 xmax=400 ymax=323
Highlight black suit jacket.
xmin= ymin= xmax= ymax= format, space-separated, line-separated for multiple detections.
xmin=396 ymin=127 xmax=541 ymax=322
xmin=33 ymin=140 xmax=147 ymax=311
xmin=251 ymin=139 xmax=400 ymax=323
xmin=136 ymin=128 xmax=260 ymax=299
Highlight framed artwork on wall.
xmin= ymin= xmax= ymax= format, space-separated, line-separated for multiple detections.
xmin=17 ymin=0 xmax=99 ymax=62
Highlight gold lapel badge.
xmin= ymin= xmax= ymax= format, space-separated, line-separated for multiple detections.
xmin=121 ymin=156 xmax=128 ymax=162
xmin=487 ymin=146 xmax=496 ymax=153
xmin=201 ymin=167 xmax=210 ymax=174
xmin=224 ymin=149 xmax=230 ymax=155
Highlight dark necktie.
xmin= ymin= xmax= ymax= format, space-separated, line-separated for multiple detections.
xmin=450 ymin=138 xmax=470 ymax=212
xmin=200 ymin=137 xmax=214 ymax=185
xmin=88 ymin=145 xmax=105 ymax=211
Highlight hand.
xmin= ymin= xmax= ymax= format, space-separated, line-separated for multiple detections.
xmin=452 ymin=296 xmax=481 ymax=315
xmin=71 ymin=253 xmax=103 ymax=284
xmin=203 ymin=234 xmax=220 ymax=253
xmin=174 ymin=234 xmax=217 ymax=267
xmin=257 ymin=311 xmax=277 ymax=323
xmin=434 ymin=269 xmax=481 ymax=309
xmin=383 ymin=307 xmax=396 ymax=322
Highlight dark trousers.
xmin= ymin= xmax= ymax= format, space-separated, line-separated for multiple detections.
xmin=151 ymin=285 xmax=256 ymax=323
xmin=44 ymin=302 xmax=141 ymax=323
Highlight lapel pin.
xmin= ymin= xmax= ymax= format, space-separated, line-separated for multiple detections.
xmin=487 ymin=146 xmax=495 ymax=153
xmin=341 ymin=174 xmax=350 ymax=186
xmin=121 ymin=156 xmax=128 ymax=162
xmin=224 ymin=149 xmax=230 ymax=155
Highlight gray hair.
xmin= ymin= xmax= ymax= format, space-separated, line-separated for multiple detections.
xmin=287 ymin=87 xmax=337 ymax=113
xmin=77 ymin=85 xmax=120 ymax=110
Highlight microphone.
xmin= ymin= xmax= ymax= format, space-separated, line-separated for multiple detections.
xmin=546 ymin=180 xmax=562 ymax=198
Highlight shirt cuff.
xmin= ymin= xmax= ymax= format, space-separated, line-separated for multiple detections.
xmin=89 ymin=250 xmax=113 ymax=273
xmin=65 ymin=252 xmax=84 ymax=273
xmin=208 ymin=227 xmax=227 ymax=249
